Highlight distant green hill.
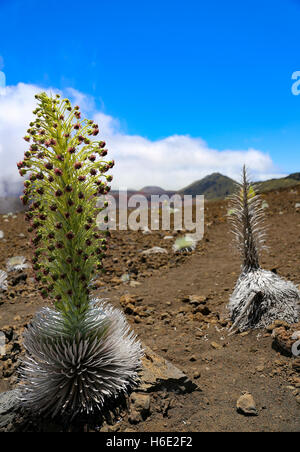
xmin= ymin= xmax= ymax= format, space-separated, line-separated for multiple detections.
xmin=178 ymin=173 xmax=237 ymax=200
xmin=286 ymin=172 xmax=300 ymax=181
xmin=178 ymin=171 xmax=300 ymax=200
xmin=258 ymin=175 xmax=300 ymax=192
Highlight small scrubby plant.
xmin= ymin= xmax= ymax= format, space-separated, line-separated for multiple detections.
xmin=228 ymin=166 xmax=300 ymax=332
xmin=18 ymin=92 xmax=143 ymax=418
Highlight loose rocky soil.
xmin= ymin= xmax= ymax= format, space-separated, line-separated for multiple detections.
xmin=0 ymin=186 xmax=299 ymax=432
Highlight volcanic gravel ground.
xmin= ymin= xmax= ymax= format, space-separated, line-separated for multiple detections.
xmin=0 ymin=186 xmax=299 ymax=432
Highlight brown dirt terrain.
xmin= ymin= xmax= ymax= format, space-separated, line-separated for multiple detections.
xmin=0 ymin=185 xmax=299 ymax=432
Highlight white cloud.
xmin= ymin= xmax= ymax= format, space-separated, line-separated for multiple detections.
xmin=0 ymin=82 xmax=282 ymax=196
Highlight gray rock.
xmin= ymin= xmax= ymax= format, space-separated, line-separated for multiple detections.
xmin=138 ymin=345 xmax=199 ymax=394
xmin=0 ymin=389 xmax=22 ymax=428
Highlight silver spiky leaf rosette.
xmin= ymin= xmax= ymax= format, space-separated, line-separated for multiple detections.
xmin=227 ymin=166 xmax=300 ymax=333
xmin=18 ymin=299 xmax=143 ymax=419
xmin=228 ymin=268 xmax=300 ymax=332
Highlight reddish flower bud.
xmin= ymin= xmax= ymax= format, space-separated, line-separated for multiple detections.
xmin=78 ymin=175 xmax=86 ymax=182
xmin=68 ymin=147 xmax=76 ymax=154
xmin=55 ymin=189 xmax=63 ymax=197
xmin=74 ymin=162 xmax=82 ymax=170
xmin=88 ymin=154 xmax=96 ymax=162
xmin=20 ymin=195 xmax=28 ymax=205
xmin=66 ymin=231 xmax=75 ymax=240
xmin=65 ymin=185 xmax=73 ymax=192
xmin=56 ymin=222 xmax=63 ymax=229
xmin=73 ymin=123 xmax=81 ymax=130
xmin=54 ymin=168 xmax=63 ymax=176
xmin=44 ymin=162 xmax=53 ymax=170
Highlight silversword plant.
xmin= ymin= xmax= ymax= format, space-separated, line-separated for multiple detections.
xmin=18 ymin=92 xmax=143 ymax=418
xmin=228 ymin=166 xmax=300 ymax=332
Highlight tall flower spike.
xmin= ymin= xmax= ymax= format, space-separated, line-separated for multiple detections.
xmin=18 ymin=92 xmax=143 ymax=419
xmin=227 ymin=165 xmax=300 ymax=333
xmin=228 ymin=166 xmax=266 ymax=271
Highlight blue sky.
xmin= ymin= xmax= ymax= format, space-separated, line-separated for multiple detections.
xmin=0 ymin=0 xmax=300 ymax=190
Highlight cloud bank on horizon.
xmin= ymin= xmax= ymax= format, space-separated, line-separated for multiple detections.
xmin=0 ymin=82 xmax=284 ymax=197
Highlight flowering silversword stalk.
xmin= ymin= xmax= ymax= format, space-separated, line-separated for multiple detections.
xmin=18 ymin=92 xmax=143 ymax=418
xmin=227 ymin=166 xmax=300 ymax=332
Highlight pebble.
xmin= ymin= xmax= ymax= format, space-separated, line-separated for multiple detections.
xmin=236 ymin=393 xmax=258 ymax=416
xmin=142 ymin=247 xmax=168 ymax=255
xmin=211 ymin=342 xmax=222 ymax=350
xmin=129 ymin=393 xmax=151 ymax=424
